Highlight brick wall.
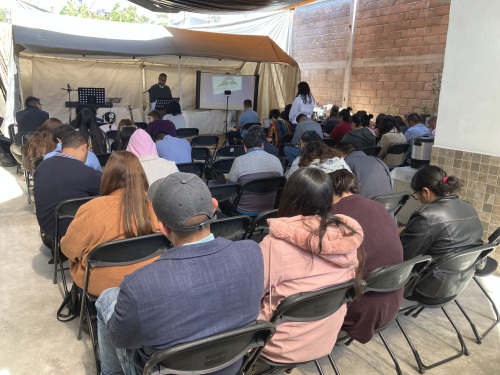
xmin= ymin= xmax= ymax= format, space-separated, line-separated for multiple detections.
xmin=292 ymin=0 xmax=450 ymax=116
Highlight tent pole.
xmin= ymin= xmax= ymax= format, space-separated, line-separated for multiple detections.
xmin=178 ymin=56 xmax=182 ymax=109
xmin=141 ymin=62 xmax=146 ymax=122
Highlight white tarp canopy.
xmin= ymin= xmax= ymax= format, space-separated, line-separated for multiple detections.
xmin=5 ymin=9 xmax=299 ymax=133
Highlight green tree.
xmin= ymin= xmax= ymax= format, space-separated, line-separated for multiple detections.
xmin=0 ymin=7 xmax=11 ymax=23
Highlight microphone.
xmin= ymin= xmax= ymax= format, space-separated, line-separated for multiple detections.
xmin=143 ymin=89 xmax=150 ymax=93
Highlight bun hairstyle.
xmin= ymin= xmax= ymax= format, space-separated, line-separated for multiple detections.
xmin=411 ymin=165 xmax=462 ymax=197
xmin=352 ymin=111 xmax=373 ymax=127
xmin=339 ymin=107 xmax=352 ymax=122
xmin=363 ymin=113 xmax=374 ymax=127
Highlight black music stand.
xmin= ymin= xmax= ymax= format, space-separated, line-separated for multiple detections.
xmin=78 ymin=88 xmax=106 ymax=105
xmin=155 ymin=98 xmax=180 ymax=111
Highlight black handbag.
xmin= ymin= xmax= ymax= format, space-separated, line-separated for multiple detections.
xmin=57 ymin=284 xmax=81 ymax=322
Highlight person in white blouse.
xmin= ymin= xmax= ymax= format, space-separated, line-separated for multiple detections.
xmin=288 ymin=81 xmax=316 ymax=126
xmin=162 ymin=100 xmax=186 ymax=129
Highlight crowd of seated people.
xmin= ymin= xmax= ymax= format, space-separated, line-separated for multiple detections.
xmin=22 ymin=90 xmax=479 ymax=375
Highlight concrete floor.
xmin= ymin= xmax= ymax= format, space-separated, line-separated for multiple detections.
xmin=1 ymin=164 xmax=499 ymax=375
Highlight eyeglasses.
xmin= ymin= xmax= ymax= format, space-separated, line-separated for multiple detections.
xmin=411 ymin=190 xmax=421 ymax=200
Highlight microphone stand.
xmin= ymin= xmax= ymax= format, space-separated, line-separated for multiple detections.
xmin=223 ymin=94 xmax=230 ymax=146
xmin=61 ymin=84 xmax=75 ymax=123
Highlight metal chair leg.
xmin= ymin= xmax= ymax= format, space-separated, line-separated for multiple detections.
xmin=474 ymin=276 xmax=500 ymax=338
xmin=327 ymin=354 xmax=341 ymax=375
xmin=454 ymin=299 xmax=482 ymax=344
xmin=395 ymin=317 xmax=425 ymax=374
xmin=378 ymin=332 xmax=403 ymax=375
xmin=313 ymin=359 xmax=325 ymax=375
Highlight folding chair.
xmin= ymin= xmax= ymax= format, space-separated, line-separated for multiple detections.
xmin=214 ymin=145 xmax=245 ymax=161
xmin=210 ymin=215 xmax=252 ymax=241
xmin=105 ymin=130 xmax=117 ymax=149
xmin=361 ymin=146 xmax=382 ymax=156
xmin=191 ymin=146 xmax=212 ymax=167
xmin=176 ymin=162 xmax=205 ymax=177
xmin=53 ymin=197 xmax=96 ymax=285
xmin=233 ymin=176 xmax=287 ymax=216
xmin=143 ymin=320 xmax=276 ymax=375
xmin=77 ymin=233 xmax=169 ymax=367
xmin=279 ymin=134 xmax=294 ymax=156
xmin=191 ymin=135 xmax=219 ymax=159
xmin=333 ymin=256 xmax=432 ymax=375
xmin=96 ymin=153 xmax=111 ymax=167
xmin=372 ymin=193 xmax=410 ymax=216
xmin=246 ymin=209 xmax=279 ymax=242
xmin=385 ymin=143 xmax=410 ymax=170
xmin=454 ymin=227 xmax=500 ymax=344
xmin=206 ymin=158 xmax=235 ymax=182
xmin=134 ymin=122 xmax=148 ymax=130
xmin=396 ymin=244 xmax=497 ymax=374
xmin=176 ymin=127 xmax=199 ymax=138
xmin=209 ymin=183 xmax=240 ymax=204
xmin=256 ymin=279 xmax=363 ymax=375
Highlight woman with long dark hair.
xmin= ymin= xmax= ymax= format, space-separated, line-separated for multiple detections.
xmin=77 ymin=107 xmax=107 ymax=154
xmin=258 ymin=167 xmax=364 ymax=364
xmin=22 ymin=118 xmax=63 ymax=170
xmin=288 ymin=81 xmax=316 ymax=125
xmin=377 ymin=115 xmax=407 ymax=164
xmin=401 ymin=165 xmax=483 ymax=303
xmin=61 ymin=151 xmax=160 ymax=296
xmin=163 ymin=100 xmax=186 ymax=129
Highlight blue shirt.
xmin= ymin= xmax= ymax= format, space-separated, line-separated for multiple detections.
xmin=155 ymin=136 xmax=192 ymax=164
xmin=405 ymin=123 xmax=431 ymax=144
xmin=44 ymin=143 xmax=102 ymax=172
xmin=238 ymin=108 xmax=260 ymax=127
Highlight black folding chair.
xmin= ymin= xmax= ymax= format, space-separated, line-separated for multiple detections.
xmin=233 ymin=176 xmax=287 ymax=215
xmin=246 ymin=209 xmax=279 ymax=242
xmin=206 ymin=158 xmax=235 ymax=182
xmin=214 ymin=145 xmax=245 ymax=160
xmin=332 ymin=256 xmax=432 ymax=375
xmin=143 ymin=320 xmax=276 ymax=375
xmin=396 ymin=244 xmax=497 ymax=374
xmin=210 ymin=215 xmax=252 ymax=241
xmin=191 ymin=135 xmax=219 ymax=154
xmin=134 ymin=122 xmax=148 ymax=130
xmin=385 ymin=143 xmax=410 ymax=170
xmin=105 ymin=130 xmax=118 ymax=149
xmin=77 ymin=234 xmax=169 ymax=367
xmin=372 ymin=193 xmax=410 ymax=216
xmin=176 ymin=162 xmax=205 ymax=177
xmin=96 ymin=153 xmax=111 ymax=167
xmin=454 ymin=227 xmax=500 ymax=344
xmin=279 ymin=134 xmax=294 ymax=156
xmin=361 ymin=146 xmax=382 ymax=156
xmin=176 ymin=127 xmax=199 ymax=138
xmin=209 ymin=183 xmax=240 ymax=204
xmin=53 ymin=197 xmax=96 ymax=285
xmin=256 ymin=280 xmax=363 ymax=375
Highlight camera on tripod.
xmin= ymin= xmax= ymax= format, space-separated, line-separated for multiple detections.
xmin=224 ymin=90 xmax=231 ymax=95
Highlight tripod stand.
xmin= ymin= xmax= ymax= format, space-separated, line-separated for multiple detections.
xmin=222 ymin=93 xmax=231 ymax=146
xmin=61 ymin=84 xmax=75 ymax=123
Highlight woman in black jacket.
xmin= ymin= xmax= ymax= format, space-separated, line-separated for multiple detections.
xmin=401 ymin=165 xmax=483 ymax=303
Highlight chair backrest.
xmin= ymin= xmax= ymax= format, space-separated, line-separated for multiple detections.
xmin=54 ymin=197 xmax=96 ymax=238
xmin=270 ymin=279 xmax=361 ymax=324
xmin=215 ymin=145 xmax=245 ymax=160
xmin=412 ymin=244 xmax=496 ymax=304
xmin=96 ymin=153 xmax=111 ymax=167
xmin=364 ymin=255 xmax=432 ymax=293
xmin=246 ymin=209 xmax=279 ymax=240
xmin=176 ymin=162 xmax=205 ymax=177
xmin=142 ymin=321 xmax=276 ymax=375
xmin=191 ymin=147 xmax=211 ymax=163
xmin=176 ymin=128 xmax=199 ymax=138
xmin=85 ymin=233 xmax=168 ymax=269
xmin=210 ymin=215 xmax=252 ymax=240
xmin=372 ymin=192 xmax=410 ymax=216
xmin=134 ymin=122 xmax=148 ymax=130
xmin=234 ymin=176 xmax=287 ymax=212
xmin=8 ymin=124 xmax=16 ymax=144
xmin=487 ymin=226 xmax=500 ymax=245
xmin=22 ymin=132 xmax=36 ymax=145
xmin=209 ymin=183 xmax=240 ymax=203
xmin=385 ymin=143 xmax=410 ymax=155
xmin=191 ymin=135 xmax=219 ymax=147
xmin=361 ymin=146 xmax=382 ymax=156
xmin=106 ymin=130 xmax=118 ymax=141
xmin=207 ymin=158 xmax=236 ymax=181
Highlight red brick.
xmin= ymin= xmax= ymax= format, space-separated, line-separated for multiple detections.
xmin=423 ymin=35 xmax=440 ymax=45
xmin=415 ymin=91 xmax=431 ymax=100
xmin=418 ymin=73 xmax=434 ymax=82
xmin=425 ymin=17 xmax=443 ymax=27
xmin=377 ymin=89 xmax=390 ymax=98
xmin=386 ymin=48 xmax=401 ymax=57
xmin=428 ymin=44 xmax=445 ymax=54
xmin=378 ymin=73 xmax=392 ymax=81
xmin=366 ymin=73 xmax=379 ymax=82
xmin=388 ymin=90 xmax=402 ymax=98
xmin=412 ymin=65 xmax=427 ymax=73
xmin=384 ymin=66 xmax=400 ymax=74
xmin=404 ymin=72 xmax=419 ymax=81
xmin=370 ymin=97 xmax=383 ymax=105
xmin=365 ymin=89 xmax=377 ymax=97
xmin=373 ymin=49 xmax=388 ymax=58
xmin=433 ymin=5 xmax=450 ymax=17
xmin=383 ymin=81 xmax=397 ymax=90
xmin=408 ymin=37 xmax=423 ymax=47
xmin=398 ymin=66 xmax=413 ymax=73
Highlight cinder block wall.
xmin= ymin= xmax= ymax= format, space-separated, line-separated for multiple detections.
xmin=292 ymin=0 xmax=450 ymax=116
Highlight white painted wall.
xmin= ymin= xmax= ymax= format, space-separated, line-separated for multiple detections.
xmin=434 ymin=0 xmax=500 ymax=156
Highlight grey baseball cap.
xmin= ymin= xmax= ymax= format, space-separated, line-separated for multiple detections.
xmin=150 ymin=172 xmax=216 ymax=232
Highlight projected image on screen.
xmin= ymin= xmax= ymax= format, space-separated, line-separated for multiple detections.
xmin=196 ymin=72 xmax=259 ymax=111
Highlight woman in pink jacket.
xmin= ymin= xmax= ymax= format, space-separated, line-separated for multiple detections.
xmin=258 ymin=167 xmax=364 ymax=365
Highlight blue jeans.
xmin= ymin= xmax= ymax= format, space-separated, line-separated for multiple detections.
xmin=283 ymin=145 xmax=301 ymax=164
xmin=96 ymin=288 xmax=136 ymax=375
